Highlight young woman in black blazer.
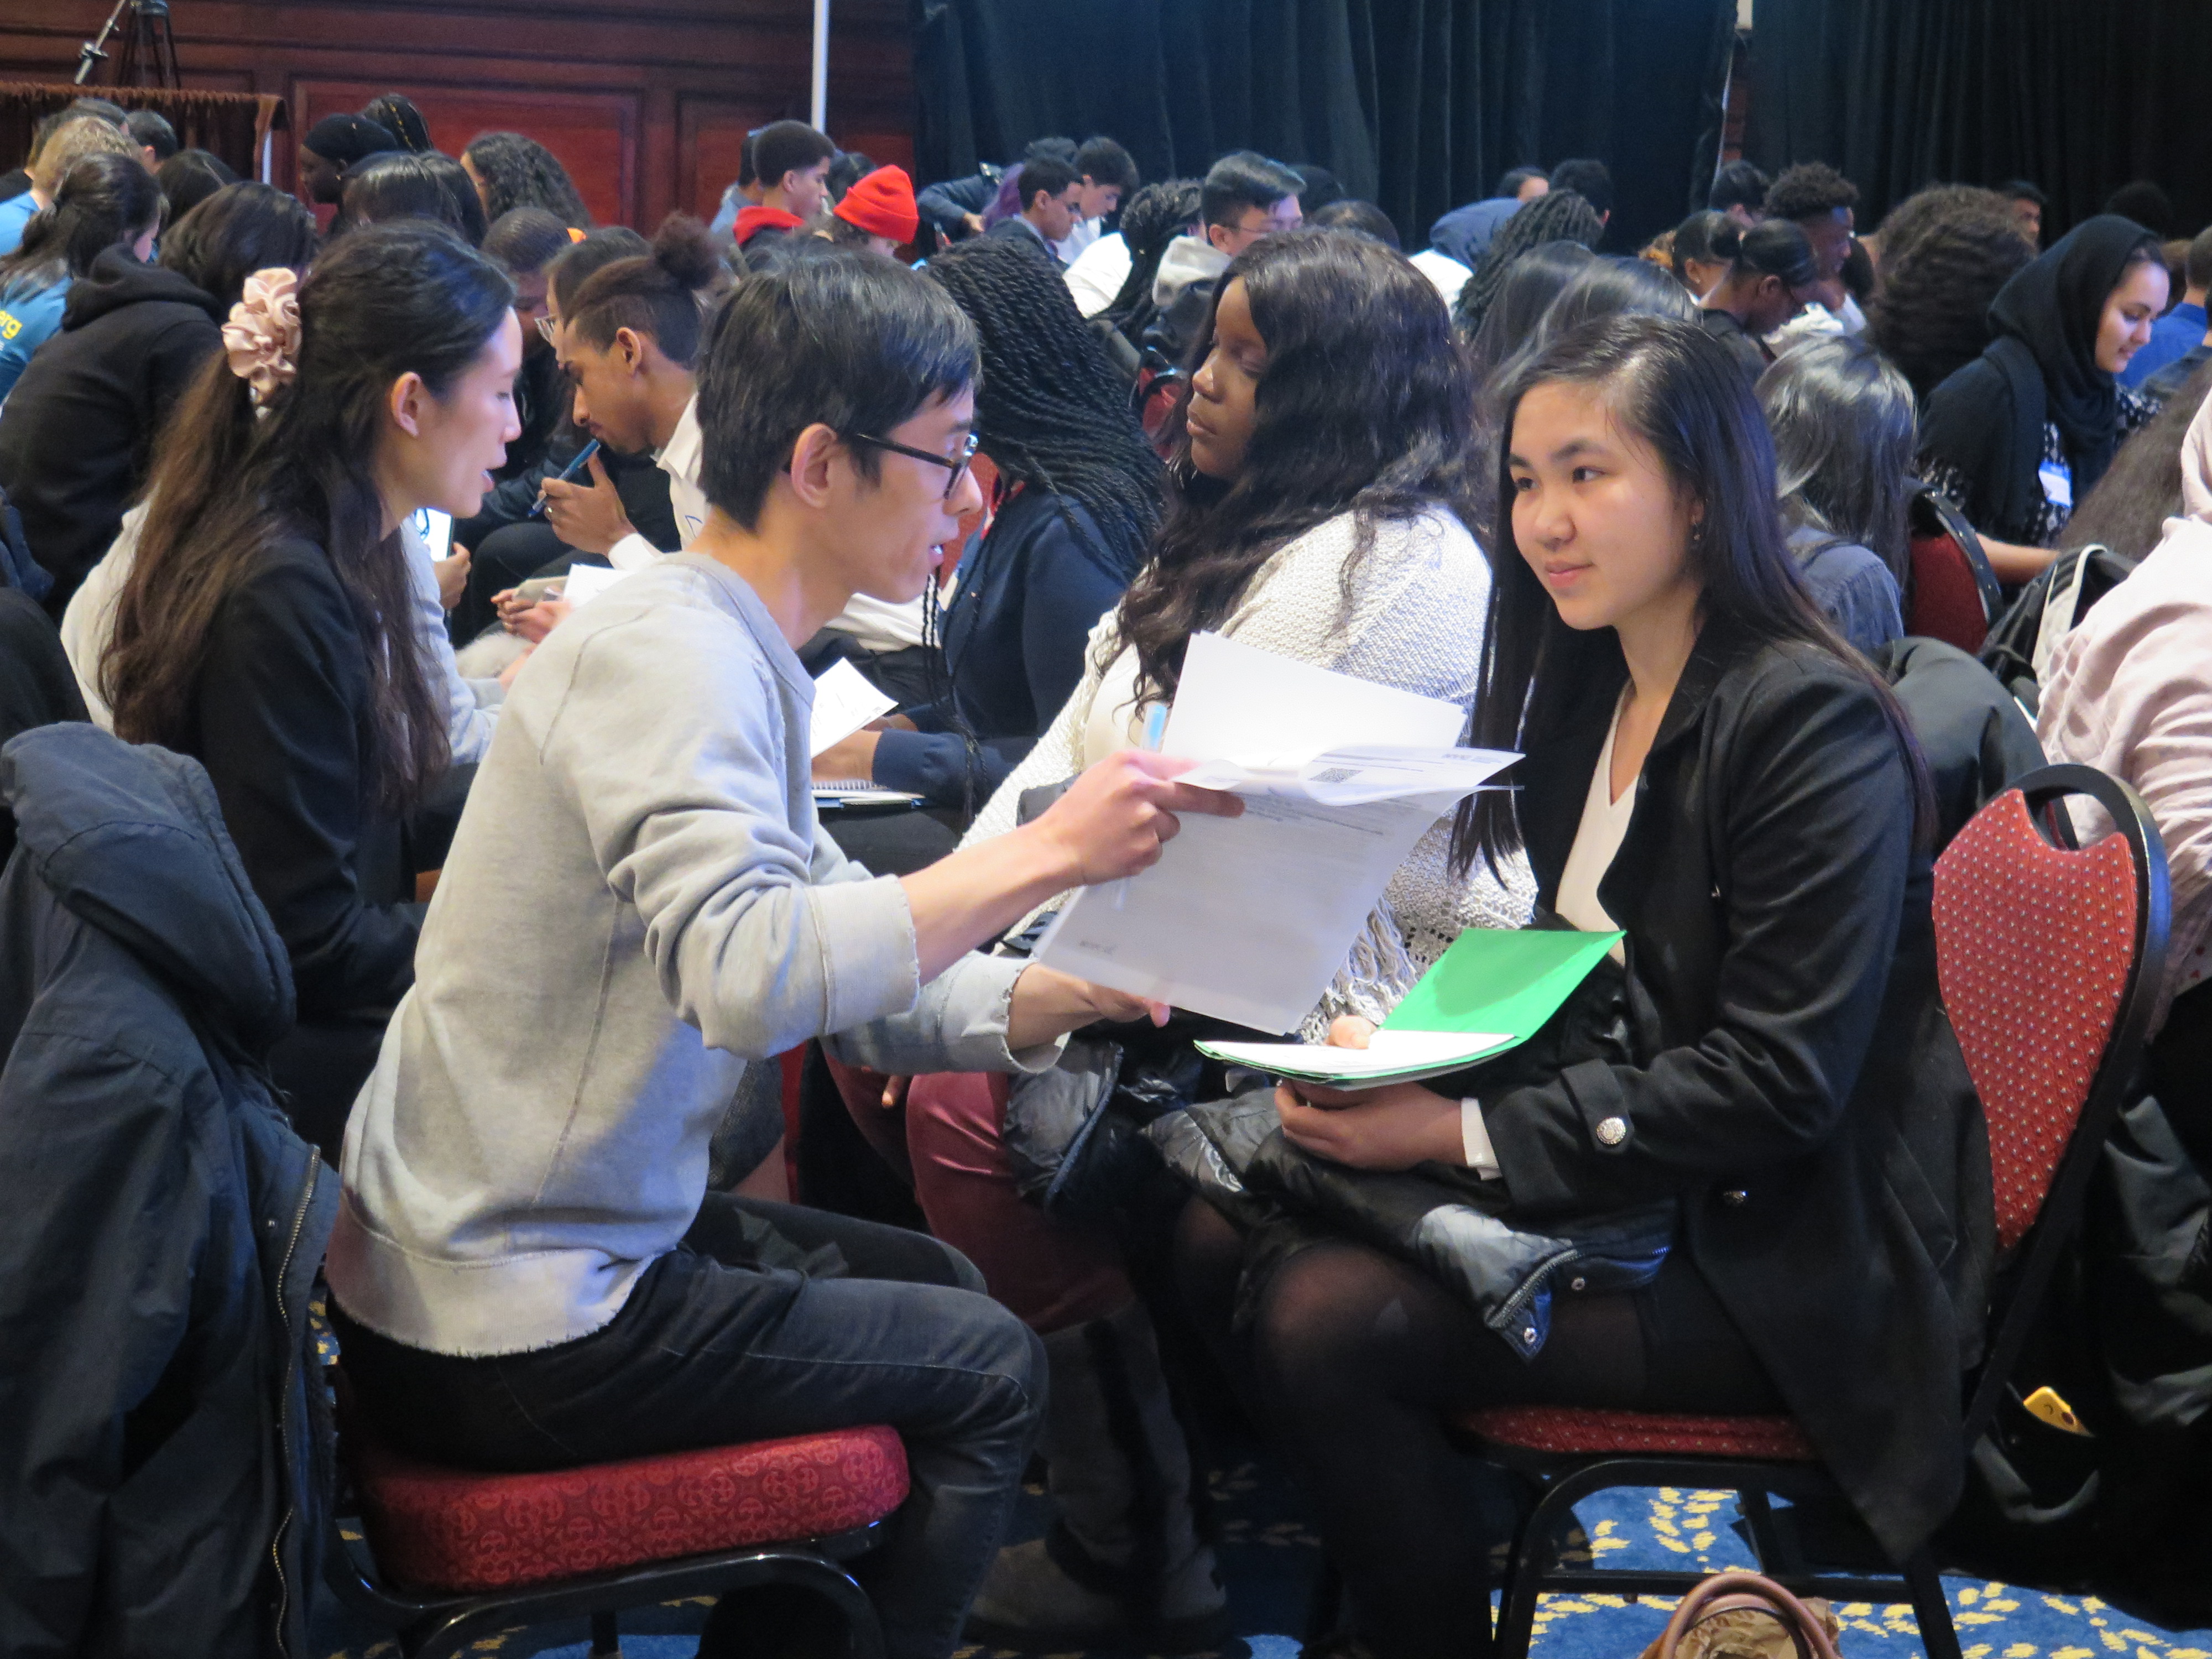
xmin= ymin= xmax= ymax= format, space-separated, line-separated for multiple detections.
xmin=102 ymin=222 xmax=523 ymax=1155
xmin=1177 ymin=315 xmax=1994 ymax=1659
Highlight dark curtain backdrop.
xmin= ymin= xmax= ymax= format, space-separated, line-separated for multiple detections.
xmin=910 ymin=0 xmax=1736 ymax=254
xmin=1746 ymin=0 xmax=2212 ymax=238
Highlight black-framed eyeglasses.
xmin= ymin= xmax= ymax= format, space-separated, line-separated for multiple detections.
xmin=846 ymin=430 xmax=982 ymax=501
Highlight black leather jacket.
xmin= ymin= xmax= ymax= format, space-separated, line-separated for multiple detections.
xmin=1462 ymin=615 xmax=1993 ymax=1562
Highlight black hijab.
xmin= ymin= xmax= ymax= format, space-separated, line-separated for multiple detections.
xmin=1919 ymin=214 xmax=2162 ymax=541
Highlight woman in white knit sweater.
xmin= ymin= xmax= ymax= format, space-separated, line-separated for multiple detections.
xmin=858 ymin=229 xmax=1531 ymax=1650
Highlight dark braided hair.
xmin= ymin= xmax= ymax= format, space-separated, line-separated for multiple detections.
xmin=924 ymin=236 xmax=1163 ymax=583
xmin=1453 ymin=189 xmax=1606 ymax=335
xmin=462 ymin=131 xmax=592 ymax=228
xmin=1100 ymin=178 xmax=1203 ymax=343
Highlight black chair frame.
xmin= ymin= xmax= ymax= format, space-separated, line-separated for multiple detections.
xmin=1473 ymin=763 xmax=2169 ymax=1659
xmin=1910 ymin=481 xmax=2007 ymax=624
xmin=325 ymin=1501 xmax=893 ymax=1659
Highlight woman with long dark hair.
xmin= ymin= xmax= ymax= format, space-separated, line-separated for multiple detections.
xmin=336 ymin=150 xmax=488 ymax=246
xmin=0 ymin=151 xmax=162 ymax=400
xmin=461 ymin=131 xmax=592 ymax=229
xmin=1756 ymin=333 xmax=1914 ymax=651
xmin=888 ymin=228 xmax=1530 ymax=1652
xmin=1175 ymin=315 xmax=1981 ymax=1659
xmin=1920 ymin=215 xmax=2169 ymax=581
xmin=103 ymin=221 xmax=521 ymax=1155
xmin=815 ymin=234 xmax=1164 ymax=817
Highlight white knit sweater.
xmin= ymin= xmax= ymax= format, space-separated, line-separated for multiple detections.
xmin=966 ymin=506 xmax=1535 ymax=1034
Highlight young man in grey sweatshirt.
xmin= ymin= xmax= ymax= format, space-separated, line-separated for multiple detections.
xmin=324 ymin=252 xmax=1236 ymax=1659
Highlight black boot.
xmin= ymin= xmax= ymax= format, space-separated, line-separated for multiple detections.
xmin=964 ymin=1302 xmax=1229 ymax=1652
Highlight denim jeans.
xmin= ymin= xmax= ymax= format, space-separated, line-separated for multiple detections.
xmin=333 ymin=1194 xmax=1046 ymax=1659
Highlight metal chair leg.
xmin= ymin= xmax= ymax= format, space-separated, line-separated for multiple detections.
xmin=1738 ymin=1488 xmax=1809 ymax=1578
xmin=1494 ymin=1479 xmax=1579 ymax=1659
xmin=589 ymin=1609 xmax=620 ymax=1656
xmin=1903 ymin=1547 xmax=1961 ymax=1659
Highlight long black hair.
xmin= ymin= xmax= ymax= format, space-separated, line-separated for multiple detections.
xmin=159 ymin=181 xmax=319 ymax=311
xmin=108 ymin=222 xmax=515 ymax=812
xmin=923 ymin=235 xmax=1162 ymax=582
xmin=1454 ymin=190 xmax=1606 ymax=335
xmin=1118 ymin=227 xmax=1477 ymax=703
xmin=1533 ymin=255 xmax=1698 ymax=347
xmin=1757 ymin=335 xmax=1917 ymax=585
xmin=1453 ymin=314 xmax=1931 ymax=874
xmin=463 ymin=132 xmax=591 ymax=229
xmin=338 ymin=152 xmax=488 ymax=246
xmin=1100 ymin=177 xmax=1203 ymax=344
xmin=0 ymin=152 xmax=161 ymax=294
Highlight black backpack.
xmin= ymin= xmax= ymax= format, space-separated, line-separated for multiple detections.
xmin=1978 ymin=542 xmax=2138 ymax=715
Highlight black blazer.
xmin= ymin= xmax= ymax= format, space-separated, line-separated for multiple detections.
xmin=181 ymin=535 xmax=421 ymax=1020
xmin=1468 ymin=614 xmax=1994 ymax=1561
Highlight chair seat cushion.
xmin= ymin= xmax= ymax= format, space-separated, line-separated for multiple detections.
xmin=351 ymin=1425 xmax=909 ymax=1593
xmin=1460 ymin=1406 xmax=1817 ymax=1462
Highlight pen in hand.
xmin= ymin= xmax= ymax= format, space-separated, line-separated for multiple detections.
xmin=528 ymin=438 xmax=602 ymax=519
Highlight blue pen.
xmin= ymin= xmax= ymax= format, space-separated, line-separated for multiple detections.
xmin=528 ymin=439 xmax=602 ymax=518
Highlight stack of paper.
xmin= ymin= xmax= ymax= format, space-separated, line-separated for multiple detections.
xmin=1033 ymin=632 xmax=1519 ymax=1032
xmin=1197 ymin=925 xmax=1623 ymax=1087
xmin=808 ymin=658 xmax=898 ymax=761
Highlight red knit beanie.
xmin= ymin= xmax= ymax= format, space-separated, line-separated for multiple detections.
xmin=834 ymin=165 xmax=921 ymax=246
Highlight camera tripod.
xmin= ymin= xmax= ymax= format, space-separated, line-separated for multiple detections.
xmin=75 ymin=0 xmax=181 ymax=89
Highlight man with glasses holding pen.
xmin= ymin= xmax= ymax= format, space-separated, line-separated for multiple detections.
xmin=325 ymin=249 xmax=1245 ymax=1659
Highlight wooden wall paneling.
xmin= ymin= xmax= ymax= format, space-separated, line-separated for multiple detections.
xmin=291 ymin=75 xmax=639 ymax=228
xmin=0 ymin=0 xmax=916 ymax=228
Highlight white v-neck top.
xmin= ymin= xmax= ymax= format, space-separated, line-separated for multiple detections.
xmin=1556 ymin=693 xmax=1635 ymax=963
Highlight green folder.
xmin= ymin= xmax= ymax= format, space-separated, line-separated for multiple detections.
xmin=1196 ymin=926 xmax=1622 ymax=1087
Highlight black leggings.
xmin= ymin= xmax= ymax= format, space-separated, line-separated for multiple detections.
xmin=1173 ymin=1197 xmax=1780 ymax=1659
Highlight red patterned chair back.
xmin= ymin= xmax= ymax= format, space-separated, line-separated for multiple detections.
xmin=1907 ymin=485 xmax=2004 ymax=656
xmin=1932 ymin=765 xmax=2169 ymax=1441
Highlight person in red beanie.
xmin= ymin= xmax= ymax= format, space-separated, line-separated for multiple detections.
xmin=827 ymin=164 xmax=922 ymax=257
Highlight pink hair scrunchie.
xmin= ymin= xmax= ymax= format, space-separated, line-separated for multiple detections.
xmin=222 ymin=268 xmax=302 ymax=405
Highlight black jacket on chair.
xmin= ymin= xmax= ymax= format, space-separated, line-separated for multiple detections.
xmin=0 ymin=248 xmax=225 ymax=615
xmin=1454 ymin=615 xmax=1995 ymax=1562
xmin=0 ymin=723 xmax=338 ymax=1657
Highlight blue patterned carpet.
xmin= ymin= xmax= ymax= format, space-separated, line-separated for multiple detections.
xmin=311 ymin=1447 xmax=2212 ymax=1659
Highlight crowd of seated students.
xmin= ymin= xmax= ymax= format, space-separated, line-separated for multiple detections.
xmin=6 ymin=88 xmax=2212 ymax=1659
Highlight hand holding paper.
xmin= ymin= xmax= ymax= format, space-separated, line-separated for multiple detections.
xmin=1034 ymin=632 xmax=1520 ymax=1032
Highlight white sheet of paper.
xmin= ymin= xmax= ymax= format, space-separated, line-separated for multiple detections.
xmin=559 ymin=562 xmax=632 ymax=608
xmin=810 ymin=658 xmax=898 ymax=761
xmin=1198 ymin=1029 xmax=1515 ymax=1086
xmin=1175 ymin=744 xmax=1517 ymax=810
xmin=1035 ymin=632 xmax=1512 ymax=1033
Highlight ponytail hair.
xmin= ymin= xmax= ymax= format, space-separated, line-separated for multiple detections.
xmin=565 ymin=213 xmax=731 ymax=369
xmin=1712 ymin=216 xmax=1820 ymax=290
xmin=0 ymin=152 xmax=161 ymax=294
xmin=106 ymin=221 xmax=515 ymax=813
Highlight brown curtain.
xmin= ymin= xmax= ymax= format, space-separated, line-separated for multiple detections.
xmin=0 ymin=84 xmax=288 ymax=184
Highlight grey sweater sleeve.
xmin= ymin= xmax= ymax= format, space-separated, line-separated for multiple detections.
xmin=540 ymin=592 xmax=1052 ymax=1073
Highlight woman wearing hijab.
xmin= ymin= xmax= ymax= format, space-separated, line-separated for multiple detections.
xmin=1919 ymin=215 xmax=2169 ymax=582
